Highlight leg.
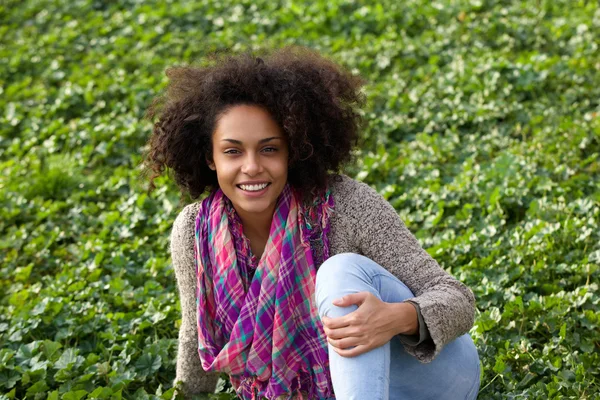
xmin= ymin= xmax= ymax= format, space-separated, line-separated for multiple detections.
xmin=388 ymin=335 xmax=480 ymax=400
xmin=315 ymin=253 xmax=479 ymax=400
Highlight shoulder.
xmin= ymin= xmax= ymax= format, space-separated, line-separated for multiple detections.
xmin=329 ymin=174 xmax=378 ymax=200
xmin=170 ymin=201 xmax=202 ymax=271
xmin=171 ymin=201 xmax=202 ymax=241
xmin=328 ymin=174 xmax=393 ymax=219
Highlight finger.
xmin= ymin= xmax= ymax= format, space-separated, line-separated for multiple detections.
xmin=324 ymin=326 xmax=359 ymax=340
xmin=328 ymin=336 xmax=362 ymax=350
xmin=333 ymin=344 xmax=370 ymax=358
xmin=332 ymin=292 xmax=370 ymax=307
xmin=324 ymin=305 xmax=370 ymax=329
xmin=321 ymin=313 xmax=353 ymax=329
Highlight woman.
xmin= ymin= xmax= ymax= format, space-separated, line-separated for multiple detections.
xmin=144 ymin=47 xmax=480 ymax=400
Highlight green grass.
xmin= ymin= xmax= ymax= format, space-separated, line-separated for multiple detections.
xmin=1 ymin=0 xmax=599 ymax=399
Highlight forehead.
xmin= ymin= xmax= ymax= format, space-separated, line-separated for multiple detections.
xmin=213 ymin=104 xmax=283 ymax=142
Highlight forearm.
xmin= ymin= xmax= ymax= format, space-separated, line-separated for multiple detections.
xmin=388 ymin=301 xmax=419 ymax=336
xmin=396 ymin=301 xmax=432 ymax=347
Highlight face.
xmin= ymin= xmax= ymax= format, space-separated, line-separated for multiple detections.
xmin=209 ymin=104 xmax=289 ymax=223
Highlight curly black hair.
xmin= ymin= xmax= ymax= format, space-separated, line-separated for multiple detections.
xmin=143 ymin=46 xmax=365 ymax=201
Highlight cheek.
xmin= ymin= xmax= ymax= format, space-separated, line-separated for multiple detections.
xmin=212 ymin=158 xmax=237 ymax=184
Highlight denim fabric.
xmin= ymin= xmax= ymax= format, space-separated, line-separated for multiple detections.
xmin=315 ymin=253 xmax=480 ymax=400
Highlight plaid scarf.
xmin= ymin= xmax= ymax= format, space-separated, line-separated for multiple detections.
xmin=194 ymin=184 xmax=335 ymax=399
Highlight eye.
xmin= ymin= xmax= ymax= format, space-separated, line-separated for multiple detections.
xmin=262 ymin=147 xmax=278 ymax=153
xmin=224 ymin=149 xmax=240 ymax=154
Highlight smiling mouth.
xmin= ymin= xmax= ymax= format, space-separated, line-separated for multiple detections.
xmin=237 ymin=183 xmax=271 ymax=192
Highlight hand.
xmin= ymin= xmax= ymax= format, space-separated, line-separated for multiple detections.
xmin=321 ymin=292 xmax=418 ymax=358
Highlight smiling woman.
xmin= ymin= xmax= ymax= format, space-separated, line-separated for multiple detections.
xmin=142 ymin=46 xmax=480 ymax=400
xmin=144 ymin=47 xmax=361 ymax=202
xmin=208 ymin=105 xmax=289 ymax=258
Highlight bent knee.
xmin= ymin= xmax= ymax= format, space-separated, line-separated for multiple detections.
xmin=316 ymin=253 xmax=363 ymax=286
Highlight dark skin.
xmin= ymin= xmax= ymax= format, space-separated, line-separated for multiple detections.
xmin=208 ymin=105 xmax=289 ymax=260
xmin=245 ymin=227 xmax=269 ymax=259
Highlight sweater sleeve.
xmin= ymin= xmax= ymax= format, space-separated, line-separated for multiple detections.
xmin=397 ymin=301 xmax=430 ymax=346
xmin=170 ymin=203 xmax=220 ymax=397
xmin=338 ymin=177 xmax=476 ymax=362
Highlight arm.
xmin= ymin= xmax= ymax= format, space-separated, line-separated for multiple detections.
xmin=171 ymin=203 xmax=220 ymax=397
xmin=341 ymin=178 xmax=475 ymax=362
xmin=398 ymin=301 xmax=430 ymax=346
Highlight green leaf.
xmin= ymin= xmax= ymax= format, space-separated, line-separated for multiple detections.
xmin=0 ymin=349 xmax=15 ymax=366
xmin=493 ymin=357 xmax=506 ymax=374
xmin=42 ymin=340 xmax=63 ymax=362
xmin=6 ymin=388 xmax=17 ymax=400
xmin=0 ymin=371 xmax=20 ymax=389
xmin=88 ymin=387 xmax=112 ymax=399
xmin=9 ymin=290 xmax=29 ymax=307
xmin=132 ymin=388 xmax=149 ymax=400
xmin=29 ymin=357 xmax=49 ymax=372
xmin=134 ymin=353 xmax=162 ymax=377
xmin=111 ymin=389 xmax=122 ymax=400
xmin=55 ymin=349 xmax=78 ymax=370
xmin=26 ymin=380 xmax=49 ymax=395
xmin=160 ymin=388 xmax=176 ymax=400
xmin=61 ymin=390 xmax=88 ymax=400
xmin=559 ymin=323 xmax=567 ymax=340
xmin=14 ymin=263 xmax=33 ymax=281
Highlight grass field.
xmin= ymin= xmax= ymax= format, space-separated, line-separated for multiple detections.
xmin=1 ymin=0 xmax=599 ymax=398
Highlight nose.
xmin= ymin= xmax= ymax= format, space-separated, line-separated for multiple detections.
xmin=241 ymin=153 xmax=263 ymax=176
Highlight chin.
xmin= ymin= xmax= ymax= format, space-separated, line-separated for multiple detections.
xmin=238 ymin=200 xmax=273 ymax=215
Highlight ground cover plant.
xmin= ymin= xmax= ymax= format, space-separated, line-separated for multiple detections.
xmin=1 ymin=0 xmax=599 ymax=398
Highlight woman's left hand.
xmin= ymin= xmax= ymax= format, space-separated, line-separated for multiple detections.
xmin=320 ymin=291 xmax=418 ymax=358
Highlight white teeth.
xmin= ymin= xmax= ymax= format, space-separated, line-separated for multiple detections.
xmin=239 ymin=183 xmax=269 ymax=192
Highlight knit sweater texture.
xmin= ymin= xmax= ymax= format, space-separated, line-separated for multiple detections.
xmin=169 ymin=175 xmax=476 ymax=398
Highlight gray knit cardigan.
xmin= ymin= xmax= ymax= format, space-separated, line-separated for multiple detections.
xmin=170 ymin=174 xmax=476 ymax=397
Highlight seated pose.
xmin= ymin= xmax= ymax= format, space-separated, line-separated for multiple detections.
xmin=144 ymin=47 xmax=480 ymax=400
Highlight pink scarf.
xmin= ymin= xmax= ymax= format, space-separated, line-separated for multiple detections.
xmin=194 ymin=184 xmax=335 ymax=399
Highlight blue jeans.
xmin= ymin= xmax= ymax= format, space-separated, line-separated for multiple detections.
xmin=315 ymin=253 xmax=480 ymax=400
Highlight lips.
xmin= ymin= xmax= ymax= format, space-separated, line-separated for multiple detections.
xmin=237 ymin=182 xmax=271 ymax=192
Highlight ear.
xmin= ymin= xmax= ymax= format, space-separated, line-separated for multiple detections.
xmin=206 ymin=158 xmax=216 ymax=171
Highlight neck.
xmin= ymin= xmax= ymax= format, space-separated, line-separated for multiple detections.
xmin=235 ymin=206 xmax=274 ymax=242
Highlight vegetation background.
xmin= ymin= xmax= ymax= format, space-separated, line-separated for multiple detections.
xmin=1 ymin=0 xmax=599 ymax=399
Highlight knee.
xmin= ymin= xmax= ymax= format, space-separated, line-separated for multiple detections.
xmin=315 ymin=253 xmax=365 ymax=318
xmin=316 ymin=253 xmax=415 ymax=307
xmin=315 ymin=253 xmax=364 ymax=290
xmin=315 ymin=252 xmax=378 ymax=304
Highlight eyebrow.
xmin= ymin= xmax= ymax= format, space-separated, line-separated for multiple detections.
xmin=221 ymin=137 xmax=282 ymax=145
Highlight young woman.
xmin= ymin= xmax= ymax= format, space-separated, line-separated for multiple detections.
xmin=144 ymin=47 xmax=480 ymax=400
